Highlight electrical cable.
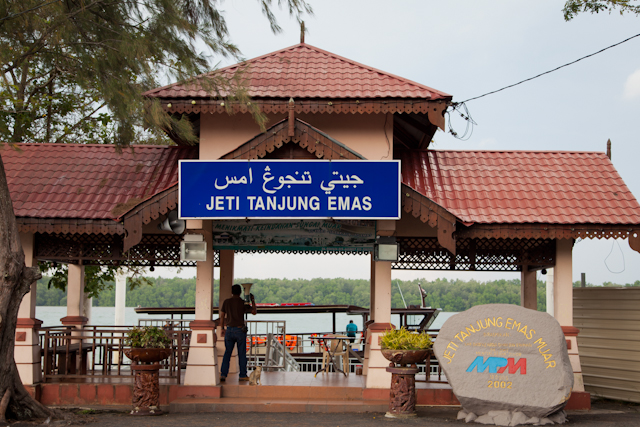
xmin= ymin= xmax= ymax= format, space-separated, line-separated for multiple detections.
xmin=446 ymin=102 xmax=476 ymax=141
xmin=460 ymin=32 xmax=640 ymax=103
xmin=383 ymin=112 xmax=391 ymax=158
xmin=604 ymin=239 xmax=626 ymax=274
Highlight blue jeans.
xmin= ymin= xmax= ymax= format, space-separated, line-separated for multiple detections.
xmin=220 ymin=326 xmax=247 ymax=378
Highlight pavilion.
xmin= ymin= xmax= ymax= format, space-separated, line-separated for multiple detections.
xmin=8 ymin=43 xmax=640 ymax=410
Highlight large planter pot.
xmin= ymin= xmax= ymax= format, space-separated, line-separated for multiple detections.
xmin=381 ymin=349 xmax=431 ymax=419
xmin=123 ymin=348 xmax=172 ymax=416
xmin=124 ymin=347 xmax=171 ymax=364
xmin=381 ymin=348 xmax=430 ymax=366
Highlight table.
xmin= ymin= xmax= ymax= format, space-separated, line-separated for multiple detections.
xmin=42 ymin=342 xmax=93 ymax=376
xmin=314 ymin=334 xmax=348 ymax=377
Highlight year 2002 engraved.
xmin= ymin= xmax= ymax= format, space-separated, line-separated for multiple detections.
xmin=487 ymin=380 xmax=512 ymax=389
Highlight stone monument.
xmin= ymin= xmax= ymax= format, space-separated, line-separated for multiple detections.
xmin=434 ymin=304 xmax=573 ymax=426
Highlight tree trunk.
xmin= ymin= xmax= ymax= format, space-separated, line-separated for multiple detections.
xmin=0 ymin=152 xmax=54 ymax=421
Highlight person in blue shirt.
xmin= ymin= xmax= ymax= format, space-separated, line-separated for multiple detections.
xmin=346 ymin=320 xmax=358 ymax=343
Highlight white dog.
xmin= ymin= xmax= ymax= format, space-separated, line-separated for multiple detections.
xmin=249 ymin=366 xmax=262 ymax=386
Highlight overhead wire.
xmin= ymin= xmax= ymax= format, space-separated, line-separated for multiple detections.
xmin=446 ymin=32 xmax=640 ymax=140
xmin=459 ymin=32 xmax=640 ymax=104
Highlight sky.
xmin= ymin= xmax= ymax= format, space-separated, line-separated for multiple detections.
xmin=151 ymin=1 xmax=640 ymax=286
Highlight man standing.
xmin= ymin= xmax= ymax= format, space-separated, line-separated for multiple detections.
xmin=346 ymin=320 xmax=358 ymax=343
xmin=219 ymin=284 xmax=257 ymax=381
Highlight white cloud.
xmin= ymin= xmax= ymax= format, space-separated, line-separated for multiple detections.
xmin=623 ymin=69 xmax=640 ymax=99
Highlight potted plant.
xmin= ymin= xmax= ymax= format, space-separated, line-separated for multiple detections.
xmin=124 ymin=326 xmax=172 ymax=364
xmin=380 ymin=327 xmax=432 ymax=366
xmin=123 ymin=326 xmax=173 ymax=416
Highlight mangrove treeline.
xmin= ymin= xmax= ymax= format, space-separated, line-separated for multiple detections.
xmin=35 ymin=276 xmax=639 ymax=312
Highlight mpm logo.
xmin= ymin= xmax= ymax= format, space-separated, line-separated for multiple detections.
xmin=466 ymin=357 xmax=527 ymax=374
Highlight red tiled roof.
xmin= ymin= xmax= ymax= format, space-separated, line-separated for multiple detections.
xmin=144 ymin=43 xmax=451 ymax=100
xmin=399 ymin=150 xmax=640 ymax=225
xmin=3 ymin=144 xmax=197 ymax=220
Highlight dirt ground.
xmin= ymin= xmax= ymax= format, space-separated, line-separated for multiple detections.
xmin=4 ymin=398 xmax=640 ymax=427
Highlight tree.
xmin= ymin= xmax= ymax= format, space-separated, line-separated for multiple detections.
xmin=0 ymin=0 xmax=311 ymax=421
xmin=563 ymin=0 xmax=640 ymax=20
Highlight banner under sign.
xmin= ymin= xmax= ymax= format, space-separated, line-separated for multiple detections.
xmin=211 ymin=219 xmax=375 ymax=251
xmin=179 ymin=160 xmax=400 ymax=219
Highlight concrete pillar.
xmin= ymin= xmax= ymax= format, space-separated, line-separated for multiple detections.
xmin=60 ymin=264 xmax=87 ymax=328
xmin=114 ymin=270 xmax=127 ymax=325
xmin=82 ymin=295 xmax=92 ymax=325
xmin=365 ymin=260 xmax=393 ymax=389
xmin=216 ymin=249 xmax=238 ymax=375
xmin=58 ymin=264 xmax=88 ymax=374
xmin=15 ymin=232 xmax=43 ymax=385
xmin=553 ymin=240 xmax=573 ymax=326
xmin=520 ymin=265 xmax=537 ymax=310
xmin=369 ymin=253 xmax=376 ymax=322
xmin=184 ymin=221 xmax=220 ymax=385
xmin=363 ymin=253 xmax=376 ymax=374
xmin=546 ymin=268 xmax=554 ymax=316
xmin=554 ymin=239 xmax=585 ymax=392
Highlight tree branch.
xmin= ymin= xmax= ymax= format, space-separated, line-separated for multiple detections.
xmin=53 ymin=101 xmax=106 ymax=143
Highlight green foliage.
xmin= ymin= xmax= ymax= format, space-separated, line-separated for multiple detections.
xmin=0 ymin=0 xmax=312 ymax=145
xmin=380 ymin=327 xmax=432 ymax=350
xmin=563 ymin=0 xmax=640 ymax=20
xmin=31 ymin=274 xmax=613 ymax=312
xmin=126 ymin=326 xmax=171 ymax=349
xmin=38 ymin=262 xmax=152 ymax=299
xmin=573 ymin=279 xmax=640 ymax=287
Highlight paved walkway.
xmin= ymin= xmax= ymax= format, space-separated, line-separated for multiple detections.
xmin=32 ymin=399 xmax=639 ymax=427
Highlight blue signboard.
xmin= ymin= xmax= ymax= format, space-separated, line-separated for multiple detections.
xmin=179 ymin=160 xmax=400 ymax=219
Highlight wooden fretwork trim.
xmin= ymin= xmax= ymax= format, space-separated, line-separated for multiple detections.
xmin=401 ymin=186 xmax=459 ymax=255
xmin=455 ymin=224 xmax=640 ymax=241
xmin=17 ymin=218 xmax=123 ymax=235
xmin=161 ymin=99 xmax=448 ymax=130
xmin=120 ymin=185 xmax=179 ymax=251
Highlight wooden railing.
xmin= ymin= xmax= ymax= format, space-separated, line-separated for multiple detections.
xmin=39 ymin=325 xmax=191 ymax=383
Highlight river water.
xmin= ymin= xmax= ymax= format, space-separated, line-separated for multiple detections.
xmin=35 ymin=306 xmax=456 ymax=334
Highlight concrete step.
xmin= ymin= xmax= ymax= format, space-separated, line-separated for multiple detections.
xmin=170 ymin=397 xmax=388 ymax=413
xmin=221 ymin=384 xmax=363 ymax=400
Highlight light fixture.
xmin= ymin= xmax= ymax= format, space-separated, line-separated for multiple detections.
xmin=541 ymin=269 xmax=547 ymax=275
xmin=374 ymin=236 xmax=398 ymax=262
xmin=180 ymin=234 xmax=207 ymax=262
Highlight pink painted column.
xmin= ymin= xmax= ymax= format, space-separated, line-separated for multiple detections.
xmin=363 ymin=253 xmax=376 ymax=374
xmin=365 ymin=259 xmax=393 ymax=389
xmin=15 ymin=232 xmax=43 ymax=384
xmin=554 ymin=239 xmax=585 ymax=392
xmin=184 ymin=221 xmax=220 ymax=385
xmin=60 ymin=264 xmax=87 ymax=328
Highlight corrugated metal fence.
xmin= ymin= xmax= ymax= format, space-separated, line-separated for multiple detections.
xmin=574 ymin=287 xmax=640 ymax=403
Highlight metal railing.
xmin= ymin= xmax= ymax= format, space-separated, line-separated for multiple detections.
xmin=36 ymin=324 xmax=445 ymax=383
xmin=137 ymin=318 xmax=192 ymax=330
